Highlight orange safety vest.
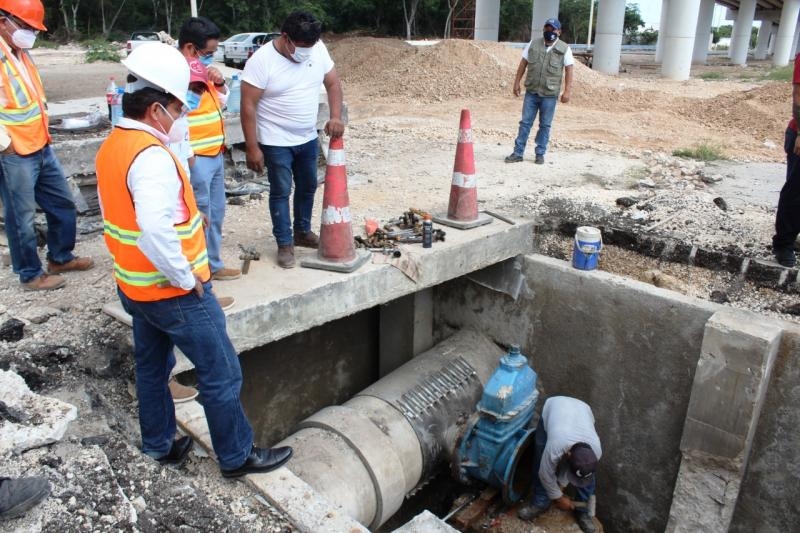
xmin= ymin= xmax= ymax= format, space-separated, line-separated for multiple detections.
xmin=187 ymin=81 xmax=225 ymax=156
xmin=95 ymin=127 xmax=210 ymax=302
xmin=0 ymin=37 xmax=49 ymax=155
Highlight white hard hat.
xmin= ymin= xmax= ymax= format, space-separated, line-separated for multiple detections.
xmin=121 ymin=42 xmax=189 ymax=106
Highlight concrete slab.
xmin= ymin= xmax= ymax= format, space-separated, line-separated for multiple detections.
xmin=392 ymin=510 xmax=459 ymax=532
xmin=104 ymin=219 xmax=534 ymax=358
xmin=174 ymin=401 xmax=367 ymax=533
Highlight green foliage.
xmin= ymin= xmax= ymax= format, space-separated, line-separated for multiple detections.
xmin=673 ymin=143 xmax=725 ymax=161
xmin=500 ymin=0 xmax=533 ymax=42
xmin=84 ymin=39 xmax=121 ymax=63
xmin=762 ymin=65 xmax=793 ymax=81
xmin=717 ymin=25 xmax=732 ymax=38
xmin=711 ymin=27 xmax=720 ymax=44
xmin=32 ymin=38 xmax=59 ymax=49
xmin=750 ymin=25 xmax=758 ymax=50
xmin=699 ymin=71 xmax=724 ymax=80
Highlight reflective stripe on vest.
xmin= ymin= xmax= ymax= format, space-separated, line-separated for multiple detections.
xmin=0 ymin=38 xmax=49 ymax=155
xmin=95 ymin=127 xmax=211 ymax=302
xmin=187 ymin=82 xmax=225 ymax=156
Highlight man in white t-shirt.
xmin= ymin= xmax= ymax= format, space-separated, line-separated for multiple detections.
xmin=240 ymin=10 xmax=344 ymax=269
xmin=505 ymin=18 xmax=574 ymax=166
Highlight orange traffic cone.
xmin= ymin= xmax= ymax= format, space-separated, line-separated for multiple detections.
xmin=301 ymin=136 xmax=370 ymax=273
xmin=433 ymin=109 xmax=492 ymax=230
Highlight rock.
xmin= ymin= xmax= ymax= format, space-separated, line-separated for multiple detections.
xmin=631 ymin=210 xmax=650 ymax=221
xmin=713 ymin=197 xmax=728 ymax=211
xmin=228 ymin=196 xmax=247 ymax=206
xmin=644 ymin=269 xmax=690 ymax=295
xmin=710 ymin=290 xmax=731 ymax=304
xmin=0 ymin=318 xmax=25 ymax=342
xmin=701 ymin=174 xmax=723 ymax=184
xmin=20 ymin=306 xmax=62 ymax=324
xmin=0 ymin=369 xmax=77 ymax=454
xmin=763 ymin=139 xmax=777 ymax=149
xmin=638 ymin=178 xmax=656 ymax=188
xmin=782 ymin=302 xmax=800 ymax=316
xmin=615 ymin=196 xmax=639 ymax=208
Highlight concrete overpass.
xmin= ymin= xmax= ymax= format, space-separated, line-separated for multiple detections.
xmin=470 ymin=0 xmax=800 ymax=79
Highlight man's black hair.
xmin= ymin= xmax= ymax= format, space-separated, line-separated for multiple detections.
xmin=122 ymin=74 xmax=177 ymax=119
xmin=178 ymin=16 xmax=221 ymax=49
xmin=281 ymin=11 xmax=322 ymax=44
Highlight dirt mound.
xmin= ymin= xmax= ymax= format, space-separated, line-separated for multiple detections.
xmin=330 ymin=38 xmax=521 ymax=101
xmin=672 ymin=82 xmax=788 ymax=142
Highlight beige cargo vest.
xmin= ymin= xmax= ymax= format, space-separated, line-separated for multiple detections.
xmin=524 ymin=38 xmax=569 ymax=97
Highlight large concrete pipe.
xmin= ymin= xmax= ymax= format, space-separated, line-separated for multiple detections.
xmin=692 ymin=0 xmax=716 ymax=64
xmin=593 ymin=0 xmax=626 ymax=74
xmin=474 ymin=0 xmax=501 ymax=41
xmin=276 ymin=330 xmax=504 ymax=529
xmin=661 ymin=0 xmax=702 ymax=80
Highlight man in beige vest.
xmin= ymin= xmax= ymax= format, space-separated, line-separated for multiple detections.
xmin=505 ymin=18 xmax=573 ymax=165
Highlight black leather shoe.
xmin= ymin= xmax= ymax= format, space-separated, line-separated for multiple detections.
xmin=156 ymin=436 xmax=193 ymax=466
xmin=221 ymin=445 xmax=293 ymax=478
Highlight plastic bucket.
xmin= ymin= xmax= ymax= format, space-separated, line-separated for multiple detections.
xmin=572 ymin=226 xmax=602 ymax=270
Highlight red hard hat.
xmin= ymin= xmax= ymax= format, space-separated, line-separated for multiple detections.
xmin=0 ymin=0 xmax=47 ymax=31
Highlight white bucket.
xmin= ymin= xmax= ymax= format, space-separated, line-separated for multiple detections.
xmin=572 ymin=226 xmax=602 ymax=270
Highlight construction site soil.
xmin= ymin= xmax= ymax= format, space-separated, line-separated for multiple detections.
xmin=0 ymin=38 xmax=796 ymax=532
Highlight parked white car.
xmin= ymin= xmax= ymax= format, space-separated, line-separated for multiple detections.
xmin=223 ymin=32 xmax=280 ymax=67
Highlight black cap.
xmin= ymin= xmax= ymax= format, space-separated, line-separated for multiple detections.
xmin=567 ymin=443 xmax=598 ymax=487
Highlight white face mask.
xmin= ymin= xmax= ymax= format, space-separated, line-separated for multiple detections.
xmin=12 ymin=28 xmax=36 ymax=49
xmin=156 ymin=104 xmax=188 ymax=144
xmin=291 ymin=46 xmax=313 ymax=63
xmin=5 ymin=18 xmax=38 ymax=49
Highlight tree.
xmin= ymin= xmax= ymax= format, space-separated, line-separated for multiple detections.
xmin=443 ymin=0 xmax=459 ymax=39
xmin=718 ymin=25 xmax=732 ymax=38
xmin=402 ymin=0 xmax=420 ymax=39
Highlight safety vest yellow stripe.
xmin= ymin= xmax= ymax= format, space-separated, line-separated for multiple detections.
xmin=112 ymin=250 xmax=210 ymax=286
xmin=186 ymin=112 xmax=221 ymax=127
xmin=0 ymin=56 xmax=34 ymax=107
xmin=189 ymin=135 xmax=225 ymax=151
xmin=0 ymin=112 xmax=42 ymax=126
xmin=103 ymin=213 xmax=204 ymax=247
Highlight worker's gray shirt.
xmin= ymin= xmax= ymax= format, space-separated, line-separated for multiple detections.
xmin=539 ymin=396 xmax=602 ymax=500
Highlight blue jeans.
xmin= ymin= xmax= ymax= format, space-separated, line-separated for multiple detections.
xmin=190 ymin=153 xmax=226 ymax=273
xmin=0 ymin=145 xmax=77 ymax=283
xmin=512 ymin=92 xmax=558 ymax=158
xmin=260 ymin=139 xmax=318 ymax=246
xmin=530 ymin=418 xmax=595 ymax=513
xmin=117 ymin=283 xmax=254 ymax=470
xmin=773 ymin=127 xmax=800 ymax=249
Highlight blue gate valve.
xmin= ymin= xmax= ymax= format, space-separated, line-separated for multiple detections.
xmin=452 ymin=344 xmax=538 ymax=504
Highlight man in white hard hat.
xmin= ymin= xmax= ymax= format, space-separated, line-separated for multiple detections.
xmin=0 ymin=0 xmax=94 ymax=291
xmin=95 ymin=42 xmax=292 ymax=478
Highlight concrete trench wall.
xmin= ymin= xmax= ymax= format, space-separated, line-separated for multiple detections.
xmin=433 ymin=254 xmax=800 ymax=532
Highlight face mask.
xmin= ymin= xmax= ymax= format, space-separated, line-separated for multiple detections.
xmin=156 ymin=104 xmax=187 ymax=144
xmin=186 ymin=90 xmax=201 ymax=111
xmin=6 ymin=18 xmax=37 ymax=49
xmin=291 ymin=46 xmax=313 ymax=63
xmin=543 ymin=31 xmax=558 ymax=43
xmin=198 ymin=54 xmax=214 ymax=67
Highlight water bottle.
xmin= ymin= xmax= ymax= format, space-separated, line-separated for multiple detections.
xmin=110 ymin=87 xmax=124 ymax=126
xmin=227 ymin=74 xmax=241 ymax=113
xmin=422 ymin=214 xmax=433 ymax=248
xmin=105 ymin=76 xmax=117 ymax=121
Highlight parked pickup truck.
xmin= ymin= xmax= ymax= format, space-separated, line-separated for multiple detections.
xmin=125 ymin=31 xmax=174 ymax=56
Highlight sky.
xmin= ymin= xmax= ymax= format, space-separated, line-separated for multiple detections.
xmin=634 ymin=1 xmax=729 ymax=30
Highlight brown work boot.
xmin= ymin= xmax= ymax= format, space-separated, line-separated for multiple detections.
xmin=293 ymin=231 xmax=319 ymax=249
xmin=22 ymin=273 xmax=66 ymax=291
xmin=211 ymin=267 xmax=242 ymax=281
xmin=216 ymin=296 xmax=235 ymax=311
xmin=277 ymin=245 xmax=295 ymax=268
xmin=47 ymin=256 xmax=95 ymax=274
xmin=168 ymin=377 xmax=198 ymax=403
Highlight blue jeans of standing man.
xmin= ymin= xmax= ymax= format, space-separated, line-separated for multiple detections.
xmin=117 ymin=283 xmax=254 ymax=470
xmin=0 ymin=145 xmax=77 ymax=283
xmin=530 ymin=418 xmax=595 ymax=513
xmin=512 ymin=92 xmax=558 ymax=158
xmin=260 ymin=139 xmax=318 ymax=246
xmin=190 ymin=153 xmax=226 ymax=273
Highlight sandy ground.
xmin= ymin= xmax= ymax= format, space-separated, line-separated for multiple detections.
xmin=0 ymin=40 xmax=796 ymax=532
